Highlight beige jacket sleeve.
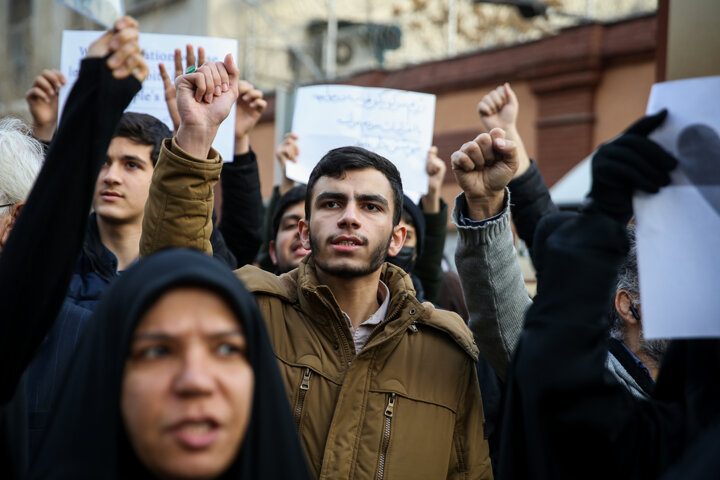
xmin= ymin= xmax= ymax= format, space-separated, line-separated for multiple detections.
xmin=140 ymin=138 xmax=222 ymax=257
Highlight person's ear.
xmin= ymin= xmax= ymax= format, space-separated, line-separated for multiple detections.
xmin=268 ymin=240 xmax=278 ymax=266
xmin=0 ymin=202 xmax=25 ymax=251
xmin=386 ymin=224 xmax=407 ymax=257
xmin=615 ymin=289 xmax=639 ymax=326
xmin=299 ymin=219 xmax=311 ymax=250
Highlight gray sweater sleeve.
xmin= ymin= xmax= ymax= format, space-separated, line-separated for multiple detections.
xmin=453 ymin=189 xmax=532 ymax=381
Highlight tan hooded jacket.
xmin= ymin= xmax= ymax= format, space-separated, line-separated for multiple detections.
xmin=141 ymin=140 xmax=493 ymax=479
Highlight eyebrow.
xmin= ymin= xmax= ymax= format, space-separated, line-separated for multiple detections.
xmin=356 ymin=194 xmax=389 ymax=209
xmin=315 ymin=191 xmax=347 ymax=206
xmin=314 ymin=192 xmax=389 ymax=209
xmin=133 ymin=329 xmax=245 ymax=342
xmin=280 ymin=213 xmax=302 ymax=224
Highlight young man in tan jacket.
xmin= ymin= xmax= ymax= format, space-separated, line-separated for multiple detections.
xmin=141 ymin=56 xmax=499 ymax=479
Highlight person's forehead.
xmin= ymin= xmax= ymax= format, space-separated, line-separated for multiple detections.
xmin=312 ymin=168 xmax=392 ymax=198
xmin=136 ymin=287 xmax=240 ymax=335
xmin=282 ymin=201 xmax=305 ymax=219
xmin=107 ymin=136 xmax=153 ymax=161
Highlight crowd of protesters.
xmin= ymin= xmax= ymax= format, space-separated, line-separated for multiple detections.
xmin=0 ymin=15 xmax=717 ymax=479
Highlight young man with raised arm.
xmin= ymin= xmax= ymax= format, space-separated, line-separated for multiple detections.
xmin=140 ymin=58 xmax=511 ymax=479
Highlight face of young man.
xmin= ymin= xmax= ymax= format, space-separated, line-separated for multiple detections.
xmin=93 ymin=136 xmax=154 ymax=226
xmin=299 ymin=168 xmax=405 ymax=279
xmin=269 ymin=201 xmax=310 ymax=274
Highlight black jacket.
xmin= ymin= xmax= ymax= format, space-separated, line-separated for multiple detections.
xmin=0 ymin=58 xmax=140 ymax=478
xmin=218 ymin=149 xmax=264 ymax=267
xmin=498 ymin=211 xmax=720 ymax=479
xmin=507 ymin=160 xmax=559 ymax=251
xmin=66 ymin=210 xmax=237 ymax=311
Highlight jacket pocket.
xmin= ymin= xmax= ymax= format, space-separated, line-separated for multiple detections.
xmin=368 ymin=389 xmax=456 ymax=480
xmin=293 ymin=367 xmax=312 ymax=431
xmin=376 ymin=393 xmax=396 ymax=480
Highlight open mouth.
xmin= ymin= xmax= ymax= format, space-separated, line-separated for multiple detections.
xmin=331 ymin=236 xmax=363 ymax=246
xmin=330 ymin=235 xmax=364 ymax=252
xmin=171 ymin=419 xmax=221 ymax=449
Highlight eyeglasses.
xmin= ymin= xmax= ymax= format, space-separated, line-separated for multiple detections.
xmin=0 ymin=203 xmax=15 ymax=209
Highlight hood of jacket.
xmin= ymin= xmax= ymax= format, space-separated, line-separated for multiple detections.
xmin=240 ymin=254 xmax=478 ymax=361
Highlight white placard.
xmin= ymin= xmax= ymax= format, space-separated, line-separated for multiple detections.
xmin=56 ymin=0 xmax=124 ymax=28
xmin=633 ymin=76 xmax=720 ymax=339
xmin=59 ymin=31 xmax=238 ymax=162
xmin=288 ymin=85 xmax=436 ymax=197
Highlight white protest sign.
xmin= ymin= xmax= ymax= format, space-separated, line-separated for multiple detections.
xmin=56 ymin=0 xmax=124 ymax=28
xmin=289 ymin=85 xmax=436 ymax=197
xmin=633 ymin=76 xmax=720 ymax=339
xmin=59 ymin=31 xmax=238 ymax=161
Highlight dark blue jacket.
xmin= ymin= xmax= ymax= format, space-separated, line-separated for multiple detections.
xmin=66 ymin=211 xmax=238 ymax=310
xmin=65 ymin=213 xmax=116 ymax=310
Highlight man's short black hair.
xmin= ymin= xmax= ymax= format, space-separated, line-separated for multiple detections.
xmin=113 ymin=112 xmax=171 ymax=166
xmin=272 ymin=185 xmax=307 ymax=241
xmin=305 ymin=146 xmax=403 ymax=226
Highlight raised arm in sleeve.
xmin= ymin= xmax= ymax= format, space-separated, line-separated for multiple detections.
xmin=507 ymin=159 xmax=558 ymax=250
xmin=141 ymin=138 xmax=222 ymax=257
xmin=498 ymin=212 xmax=684 ymax=479
xmin=0 ymin=58 xmax=140 ymax=402
xmin=453 ymin=190 xmax=532 ymax=381
xmin=217 ymin=149 xmax=264 ymax=266
xmin=414 ymin=199 xmax=448 ymax=303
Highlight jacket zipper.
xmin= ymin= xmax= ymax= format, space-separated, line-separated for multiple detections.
xmin=376 ymin=393 xmax=396 ymax=480
xmin=365 ymin=296 xmax=409 ymax=347
xmin=294 ymin=367 xmax=312 ymax=429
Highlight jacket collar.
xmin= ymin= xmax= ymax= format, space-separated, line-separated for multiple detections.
xmin=294 ymin=255 xmax=419 ymax=318
xmin=82 ymin=213 xmax=118 ymax=282
xmin=244 ymin=255 xmax=478 ymax=361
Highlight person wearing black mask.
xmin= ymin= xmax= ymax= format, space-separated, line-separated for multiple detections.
xmin=30 ymin=249 xmax=310 ymax=479
xmin=386 ymin=146 xmax=448 ymax=303
xmin=386 ymin=194 xmax=428 ymax=299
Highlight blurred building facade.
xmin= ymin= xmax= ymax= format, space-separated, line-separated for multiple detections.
xmin=2 ymin=0 xmax=658 ymax=208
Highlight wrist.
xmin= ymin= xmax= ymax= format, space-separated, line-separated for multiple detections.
xmin=176 ymin=124 xmax=217 ymax=159
xmin=420 ymin=189 xmax=441 ymax=213
xmin=506 ymin=128 xmax=530 ymax=178
xmin=504 ymin=125 xmax=520 ymax=138
xmin=32 ymin=123 xmax=56 ymax=143
xmin=279 ymin=176 xmax=295 ymax=196
xmin=465 ymin=190 xmax=505 ymax=221
xmin=234 ymin=134 xmax=250 ymax=155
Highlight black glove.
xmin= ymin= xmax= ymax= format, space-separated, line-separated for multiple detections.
xmin=586 ymin=109 xmax=678 ymax=224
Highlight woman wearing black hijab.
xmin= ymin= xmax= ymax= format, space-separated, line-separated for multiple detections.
xmin=30 ymin=249 xmax=310 ymax=479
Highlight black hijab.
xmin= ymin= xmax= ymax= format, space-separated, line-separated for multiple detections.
xmin=30 ymin=249 xmax=310 ymax=479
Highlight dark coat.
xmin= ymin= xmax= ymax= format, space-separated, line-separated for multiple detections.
xmin=0 ymin=58 xmax=140 ymax=478
xmin=67 ymin=211 xmax=237 ymax=311
xmin=66 ymin=212 xmax=117 ymax=310
xmin=30 ymin=249 xmax=311 ymax=479
xmin=218 ymin=149 xmax=264 ymax=267
xmin=498 ymin=211 xmax=720 ymax=479
xmin=507 ymin=159 xmax=559 ymax=251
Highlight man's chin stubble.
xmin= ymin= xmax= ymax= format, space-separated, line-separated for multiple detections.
xmin=310 ymin=234 xmax=391 ymax=279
